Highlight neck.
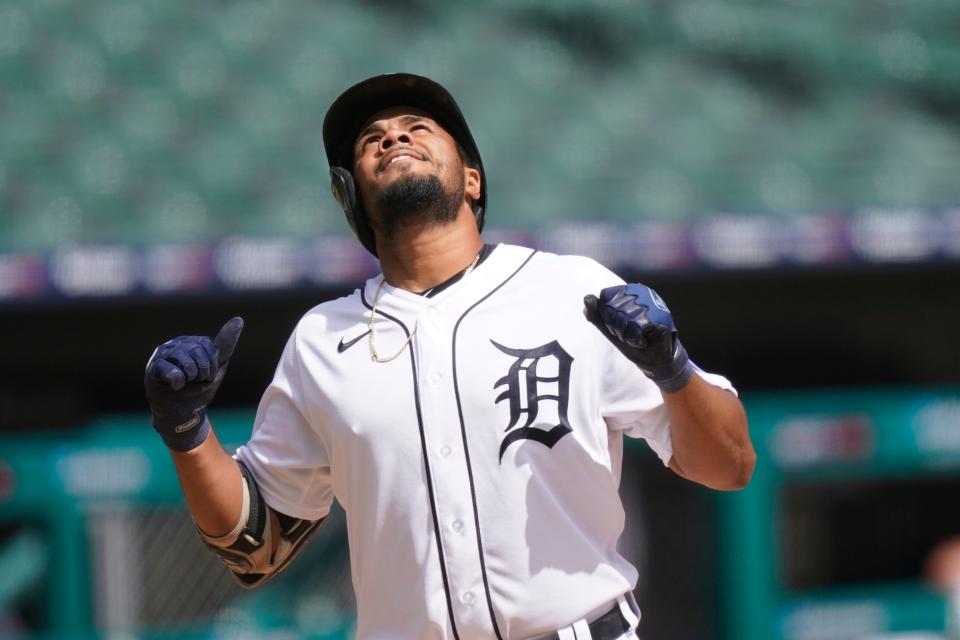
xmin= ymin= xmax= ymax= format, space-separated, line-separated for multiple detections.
xmin=376 ymin=207 xmax=484 ymax=292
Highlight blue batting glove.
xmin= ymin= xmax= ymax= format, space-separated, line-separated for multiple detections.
xmin=144 ymin=317 xmax=244 ymax=451
xmin=584 ymin=284 xmax=693 ymax=393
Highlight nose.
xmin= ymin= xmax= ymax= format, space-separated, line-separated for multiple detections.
xmin=378 ymin=126 xmax=411 ymax=152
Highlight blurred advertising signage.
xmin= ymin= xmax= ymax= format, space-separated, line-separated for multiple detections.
xmin=912 ymin=399 xmax=960 ymax=456
xmin=540 ymin=221 xmax=695 ymax=270
xmin=693 ymin=215 xmax=785 ymax=268
xmin=849 ymin=208 xmax=940 ymax=263
xmin=305 ymin=236 xmax=380 ymax=284
xmin=213 ymin=237 xmax=302 ymax=290
xmin=50 ymin=246 xmax=137 ymax=297
xmin=770 ymin=414 xmax=876 ymax=469
xmin=0 ymin=459 xmax=15 ymax=501
xmin=2 ymin=206 xmax=960 ymax=304
xmin=0 ymin=254 xmax=45 ymax=300
xmin=781 ymin=601 xmax=889 ymax=640
xmin=142 ymin=244 xmax=214 ymax=292
xmin=55 ymin=447 xmax=150 ymax=498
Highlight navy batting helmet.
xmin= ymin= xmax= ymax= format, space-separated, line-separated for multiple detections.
xmin=322 ymin=73 xmax=487 ymax=256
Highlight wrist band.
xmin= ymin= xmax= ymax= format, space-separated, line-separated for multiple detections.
xmin=160 ymin=413 xmax=211 ymax=452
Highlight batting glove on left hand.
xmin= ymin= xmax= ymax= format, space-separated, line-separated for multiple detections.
xmin=584 ymin=284 xmax=693 ymax=393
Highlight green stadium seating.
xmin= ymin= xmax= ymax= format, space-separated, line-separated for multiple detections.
xmin=2 ymin=0 xmax=960 ymax=252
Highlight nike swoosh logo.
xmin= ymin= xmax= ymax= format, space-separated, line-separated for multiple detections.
xmin=337 ymin=330 xmax=371 ymax=353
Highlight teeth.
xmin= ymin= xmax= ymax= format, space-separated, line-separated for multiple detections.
xmin=388 ymin=154 xmax=413 ymax=165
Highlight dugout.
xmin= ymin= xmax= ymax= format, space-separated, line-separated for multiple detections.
xmin=719 ymin=387 xmax=960 ymax=639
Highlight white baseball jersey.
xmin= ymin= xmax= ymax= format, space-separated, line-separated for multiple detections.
xmin=234 ymin=243 xmax=735 ymax=640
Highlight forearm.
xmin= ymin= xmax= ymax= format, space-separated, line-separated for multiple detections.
xmin=583 ymin=284 xmax=755 ymax=489
xmin=170 ymin=425 xmax=244 ymax=536
xmin=664 ymin=373 xmax=755 ymax=490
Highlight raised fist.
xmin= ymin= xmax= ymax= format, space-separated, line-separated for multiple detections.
xmin=584 ymin=284 xmax=693 ymax=392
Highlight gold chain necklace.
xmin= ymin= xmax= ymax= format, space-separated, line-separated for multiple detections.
xmin=369 ymin=249 xmax=482 ymax=363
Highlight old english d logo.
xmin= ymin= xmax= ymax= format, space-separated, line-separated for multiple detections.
xmin=491 ymin=339 xmax=573 ymax=462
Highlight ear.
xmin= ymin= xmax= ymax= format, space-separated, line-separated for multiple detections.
xmin=464 ymin=165 xmax=481 ymax=202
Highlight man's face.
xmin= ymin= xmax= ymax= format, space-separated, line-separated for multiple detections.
xmin=351 ymin=106 xmax=477 ymax=238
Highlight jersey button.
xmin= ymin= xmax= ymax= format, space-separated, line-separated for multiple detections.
xmin=452 ymin=519 xmax=464 ymax=532
xmin=461 ymin=591 xmax=475 ymax=605
xmin=430 ymin=371 xmax=442 ymax=384
xmin=440 ymin=445 xmax=452 ymax=458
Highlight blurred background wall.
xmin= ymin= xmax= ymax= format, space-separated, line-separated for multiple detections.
xmin=1 ymin=1 xmax=959 ymax=638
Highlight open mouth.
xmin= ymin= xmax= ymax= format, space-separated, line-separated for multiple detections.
xmin=379 ymin=149 xmax=424 ymax=172
xmin=388 ymin=154 xmax=416 ymax=166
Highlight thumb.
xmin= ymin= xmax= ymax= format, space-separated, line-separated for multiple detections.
xmin=583 ymin=294 xmax=601 ymax=324
xmin=584 ymin=294 xmax=621 ymax=346
xmin=214 ymin=317 xmax=245 ymax=367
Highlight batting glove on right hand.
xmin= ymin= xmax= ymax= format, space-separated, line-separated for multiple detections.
xmin=144 ymin=317 xmax=244 ymax=451
xmin=584 ymin=284 xmax=694 ymax=393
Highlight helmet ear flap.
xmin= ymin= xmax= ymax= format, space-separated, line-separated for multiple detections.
xmin=330 ymin=167 xmax=357 ymax=222
xmin=330 ymin=166 xmax=378 ymax=256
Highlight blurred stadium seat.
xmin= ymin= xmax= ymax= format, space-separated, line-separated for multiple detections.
xmin=2 ymin=0 xmax=960 ymax=252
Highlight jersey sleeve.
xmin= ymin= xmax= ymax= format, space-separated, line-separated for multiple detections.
xmin=234 ymin=326 xmax=335 ymax=522
xmin=599 ymin=341 xmax=675 ymax=465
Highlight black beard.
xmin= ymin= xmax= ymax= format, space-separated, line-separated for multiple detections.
xmin=374 ymin=173 xmax=465 ymax=238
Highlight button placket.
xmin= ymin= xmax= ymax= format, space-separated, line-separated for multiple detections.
xmin=414 ymin=303 xmax=490 ymax=632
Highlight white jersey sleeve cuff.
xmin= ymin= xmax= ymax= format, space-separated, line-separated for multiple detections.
xmin=693 ymin=366 xmax=738 ymax=397
xmin=233 ymin=446 xmax=333 ymax=522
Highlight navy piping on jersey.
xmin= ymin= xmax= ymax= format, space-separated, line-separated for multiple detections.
xmin=450 ymin=247 xmax=539 ymax=640
xmin=360 ymin=288 xmax=462 ymax=640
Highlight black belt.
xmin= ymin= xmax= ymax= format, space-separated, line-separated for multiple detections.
xmin=540 ymin=595 xmax=638 ymax=640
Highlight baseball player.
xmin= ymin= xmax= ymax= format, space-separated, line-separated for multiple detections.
xmin=144 ymin=73 xmax=755 ymax=640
